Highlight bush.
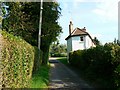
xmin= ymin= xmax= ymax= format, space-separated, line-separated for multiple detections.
xmin=110 ymin=44 xmax=120 ymax=88
xmin=1 ymin=31 xmax=40 ymax=88
xmin=69 ymin=43 xmax=120 ymax=88
xmin=69 ymin=50 xmax=85 ymax=69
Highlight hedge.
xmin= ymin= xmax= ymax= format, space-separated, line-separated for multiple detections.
xmin=0 ymin=31 xmax=40 ymax=88
xmin=69 ymin=43 xmax=120 ymax=88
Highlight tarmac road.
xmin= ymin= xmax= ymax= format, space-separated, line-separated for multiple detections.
xmin=49 ymin=58 xmax=93 ymax=90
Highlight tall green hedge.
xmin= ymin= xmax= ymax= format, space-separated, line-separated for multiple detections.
xmin=1 ymin=31 xmax=40 ymax=88
xmin=69 ymin=43 xmax=120 ymax=88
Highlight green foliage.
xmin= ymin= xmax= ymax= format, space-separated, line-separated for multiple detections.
xmin=69 ymin=43 xmax=120 ymax=88
xmin=3 ymin=2 xmax=62 ymax=65
xmin=0 ymin=16 xmax=2 ymax=23
xmin=30 ymin=65 xmax=50 ymax=88
xmin=1 ymin=31 xmax=40 ymax=88
xmin=40 ymin=2 xmax=62 ymax=64
xmin=32 ymin=47 xmax=42 ymax=73
xmin=57 ymin=57 xmax=68 ymax=65
xmin=51 ymin=53 xmax=67 ymax=57
xmin=93 ymin=37 xmax=100 ymax=46
xmin=50 ymin=43 xmax=67 ymax=57
xmin=2 ymin=2 xmax=39 ymax=46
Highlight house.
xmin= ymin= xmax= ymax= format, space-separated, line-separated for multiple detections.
xmin=65 ymin=21 xmax=95 ymax=57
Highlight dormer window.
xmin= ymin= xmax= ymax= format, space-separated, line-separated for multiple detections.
xmin=80 ymin=36 xmax=84 ymax=41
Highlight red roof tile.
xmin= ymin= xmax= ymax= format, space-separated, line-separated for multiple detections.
xmin=71 ymin=28 xmax=87 ymax=35
xmin=65 ymin=28 xmax=95 ymax=45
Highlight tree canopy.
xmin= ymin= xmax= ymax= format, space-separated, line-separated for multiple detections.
xmin=2 ymin=2 xmax=62 ymax=65
xmin=93 ymin=37 xmax=100 ymax=46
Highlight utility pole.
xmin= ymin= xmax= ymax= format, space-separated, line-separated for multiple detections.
xmin=38 ymin=0 xmax=43 ymax=50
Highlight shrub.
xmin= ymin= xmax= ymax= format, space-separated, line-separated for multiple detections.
xmin=69 ymin=50 xmax=86 ymax=69
xmin=1 ymin=31 xmax=40 ymax=88
xmin=69 ymin=43 xmax=120 ymax=88
xmin=110 ymin=44 xmax=120 ymax=88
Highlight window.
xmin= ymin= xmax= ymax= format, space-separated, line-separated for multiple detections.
xmin=80 ymin=36 xmax=84 ymax=41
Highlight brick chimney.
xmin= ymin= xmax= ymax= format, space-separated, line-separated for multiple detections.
xmin=69 ymin=21 xmax=73 ymax=34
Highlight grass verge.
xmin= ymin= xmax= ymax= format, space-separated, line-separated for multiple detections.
xmin=56 ymin=57 xmax=68 ymax=65
xmin=30 ymin=65 xmax=50 ymax=88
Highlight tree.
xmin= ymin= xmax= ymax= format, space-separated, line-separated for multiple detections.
xmin=117 ymin=40 xmax=120 ymax=46
xmin=2 ymin=2 xmax=62 ymax=65
xmin=40 ymin=2 xmax=62 ymax=64
xmin=2 ymin=2 xmax=40 ymax=46
xmin=50 ymin=42 xmax=67 ymax=57
xmin=93 ymin=37 xmax=100 ymax=46
xmin=114 ymin=38 xmax=117 ymax=44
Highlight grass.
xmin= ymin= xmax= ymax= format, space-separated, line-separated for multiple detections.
xmin=56 ymin=57 xmax=68 ymax=65
xmin=30 ymin=65 xmax=50 ymax=88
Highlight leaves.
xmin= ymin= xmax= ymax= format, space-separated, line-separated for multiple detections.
xmin=2 ymin=2 xmax=62 ymax=64
xmin=1 ymin=31 xmax=40 ymax=88
xmin=69 ymin=43 xmax=120 ymax=88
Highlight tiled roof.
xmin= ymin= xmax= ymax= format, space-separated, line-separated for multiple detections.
xmin=65 ymin=27 xmax=89 ymax=40
xmin=65 ymin=27 xmax=95 ymax=45
xmin=71 ymin=28 xmax=87 ymax=35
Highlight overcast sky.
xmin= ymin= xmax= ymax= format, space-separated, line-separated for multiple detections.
xmin=57 ymin=0 xmax=119 ymax=45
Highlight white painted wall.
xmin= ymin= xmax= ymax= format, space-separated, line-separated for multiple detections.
xmin=67 ymin=37 xmax=72 ymax=58
xmin=85 ymin=36 xmax=93 ymax=49
xmin=66 ymin=35 xmax=95 ymax=58
xmin=72 ymin=36 xmax=85 ymax=51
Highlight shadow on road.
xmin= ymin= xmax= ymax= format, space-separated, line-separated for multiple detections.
xmin=49 ymin=60 xmax=59 ymax=63
xmin=49 ymin=58 xmax=93 ymax=89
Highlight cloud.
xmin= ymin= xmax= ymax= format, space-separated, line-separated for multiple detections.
xmin=73 ymin=0 xmax=103 ymax=2
xmin=93 ymin=9 xmax=105 ymax=16
xmin=92 ymin=0 xmax=119 ymax=22
xmin=58 ymin=0 xmax=105 ymax=3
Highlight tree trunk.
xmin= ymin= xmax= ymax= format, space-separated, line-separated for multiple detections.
xmin=32 ymin=47 xmax=42 ymax=73
xmin=41 ymin=45 xmax=50 ymax=65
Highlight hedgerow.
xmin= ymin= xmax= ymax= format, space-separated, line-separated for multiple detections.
xmin=1 ymin=31 xmax=40 ymax=88
xmin=69 ymin=43 xmax=120 ymax=88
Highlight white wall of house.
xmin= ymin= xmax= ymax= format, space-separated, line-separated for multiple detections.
xmin=72 ymin=36 xmax=85 ymax=51
xmin=66 ymin=35 xmax=95 ymax=59
xmin=67 ymin=38 xmax=72 ymax=57
xmin=85 ymin=35 xmax=93 ymax=49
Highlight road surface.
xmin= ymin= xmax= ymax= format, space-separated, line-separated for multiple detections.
xmin=49 ymin=58 xmax=93 ymax=90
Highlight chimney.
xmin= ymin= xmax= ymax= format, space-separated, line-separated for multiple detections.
xmin=69 ymin=21 xmax=73 ymax=34
xmin=83 ymin=27 xmax=86 ymax=31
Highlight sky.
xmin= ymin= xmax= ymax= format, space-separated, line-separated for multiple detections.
xmin=57 ymin=0 xmax=119 ymax=45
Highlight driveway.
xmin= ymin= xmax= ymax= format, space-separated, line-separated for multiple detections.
xmin=48 ymin=58 xmax=93 ymax=89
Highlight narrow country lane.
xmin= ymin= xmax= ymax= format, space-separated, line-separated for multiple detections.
xmin=49 ymin=58 xmax=93 ymax=90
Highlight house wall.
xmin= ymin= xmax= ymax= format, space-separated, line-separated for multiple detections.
xmin=72 ymin=36 xmax=85 ymax=51
xmin=67 ymin=37 xmax=72 ymax=58
xmin=66 ymin=35 xmax=95 ymax=59
xmin=85 ymin=35 xmax=94 ymax=49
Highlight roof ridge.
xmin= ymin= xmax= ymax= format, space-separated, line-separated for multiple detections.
xmin=77 ymin=27 xmax=88 ymax=34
